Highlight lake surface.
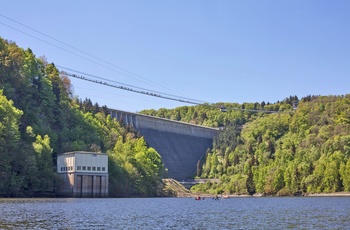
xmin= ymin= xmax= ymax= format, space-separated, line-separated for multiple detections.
xmin=0 ymin=197 xmax=349 ymax=229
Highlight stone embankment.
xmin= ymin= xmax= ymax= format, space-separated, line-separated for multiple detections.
xmin=163 ymin=179 xmax=193 ymax=197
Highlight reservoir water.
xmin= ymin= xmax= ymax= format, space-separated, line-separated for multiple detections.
xmin=0 ymin=197 xmax=349 ymax=229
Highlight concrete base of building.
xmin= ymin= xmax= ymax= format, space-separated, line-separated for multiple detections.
xmin=56 ymin=173 xmax=108 ymax=198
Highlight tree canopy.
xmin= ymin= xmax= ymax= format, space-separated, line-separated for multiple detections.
xmin=142 ymin=95 xmax=350 ymax=196
xmin=2 ymin=36 xmax=349 ymax=197
xmin=0 ymin=37 xmax=164 ymax=197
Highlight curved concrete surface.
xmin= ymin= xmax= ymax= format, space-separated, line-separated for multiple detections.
xmin=110 ymin=109 xmax=219 ymax=180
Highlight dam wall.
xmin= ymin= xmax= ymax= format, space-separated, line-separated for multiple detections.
xmin=110 ymin=109 xmax=219 ymax=180
xmin=110 ymin=110 xmax=218 ymax=138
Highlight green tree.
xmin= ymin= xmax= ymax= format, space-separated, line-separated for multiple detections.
xmin=0 ymin=91 xmax=23 ymax=195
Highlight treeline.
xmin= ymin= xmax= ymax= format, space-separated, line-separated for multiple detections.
xmin=140 ymin=97 xmax=297 ymax=128
xmin=0 ymin=37 xmax=164 ymax=197
xmin=191 ymin=95 xmax=350 ymax=195
xmin=142 ymin=94 xmax=350 ymax=195
xmin=3 ymin=36 xmax=349 ymax=197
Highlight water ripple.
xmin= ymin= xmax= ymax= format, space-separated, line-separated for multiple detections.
xmin=0 ymin=197 xmax=350 ymax=229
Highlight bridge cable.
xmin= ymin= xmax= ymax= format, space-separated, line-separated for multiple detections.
xmin=0 ymin=15 xmax=295 ymax=114
xmin=60 ymin=70 xmax=204 ymax=105
xmin=58 ymin=66 xmax=207 ymax=104
xmin=0 ymin=13 xmax=190 ymax=97
xmin=0 ymin=18 xmax=208 ymax=107
xmin=60 ymin=68 xmax=294 ymax=114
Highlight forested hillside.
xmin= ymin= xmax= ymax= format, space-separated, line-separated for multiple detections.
xmin=141 ymin=96 xmax=350 ymax=196
xmin=140 ymin=98 xmax=296 ymax=128
xmin=0 ymin=37 xmax=164 ymax=197
xmin=2 ymin=36 xmax=349 ymax=198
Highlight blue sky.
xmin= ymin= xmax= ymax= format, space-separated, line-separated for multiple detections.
xmin=1 ymin=1 xmax=349 ymax=112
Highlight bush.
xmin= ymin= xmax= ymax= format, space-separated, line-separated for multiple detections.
xmin=277 ymin=187 xmax=293 ymax=196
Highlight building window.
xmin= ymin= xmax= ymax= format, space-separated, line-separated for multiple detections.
xmin=102 ymin=167 xmax=106 ymax=171
xmin=61 ymin=167 xmax=63 ymax=172
xmin=77 ymin=166 xmax=81 ymax=170
xmin=92 ymin=167 xmax=96 ymax=171
xmin=93 ymin=154 xmax=97 ymax=157
xmin=87 ymin=166 xmax=91 ymax=171
xmin=82 ymin=166 xmax=86 ymax=170
xmin=97 ymin=167 xmax=101 ymax=171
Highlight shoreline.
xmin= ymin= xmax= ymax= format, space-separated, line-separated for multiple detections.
xmin=1 ymin=192 xmax=350 ymax=199
xmin=305 ymin=192 xmax=350 ymax=197
xmin=182 ymin=192 xmax=350 ymax=198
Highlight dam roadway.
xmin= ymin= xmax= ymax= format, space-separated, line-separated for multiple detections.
xmin=109 ymin=109 xmax=220 ymax=180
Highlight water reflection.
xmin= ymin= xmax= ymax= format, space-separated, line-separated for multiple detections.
xmin=0 ymin=197 xmax=350 ymax=229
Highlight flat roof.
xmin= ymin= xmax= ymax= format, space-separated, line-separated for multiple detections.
xmin=59 ymin=151 xmax=107 ymax=156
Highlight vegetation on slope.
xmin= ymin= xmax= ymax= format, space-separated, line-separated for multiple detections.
xmin=194 ymin=96 xmax=350 ymax=196
xmin=142 ymin=95 xmax=350 ymax=196
xmin=140 ymin=98 xmax=296 ymax=128
xmin=0 ymin=37 xmax=165 ymax=197
xmin=2 ymin=36 xmax=349 ymax=198
xmin=162 ymin=179 xmax=191 ymax=197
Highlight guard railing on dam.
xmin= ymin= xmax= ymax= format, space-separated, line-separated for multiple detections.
xmin=109 ymin=109 xmax=220 ymax=180
xmin=110 ymin=109 xmax=219 ymax=138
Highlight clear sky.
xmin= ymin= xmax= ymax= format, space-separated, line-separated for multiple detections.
xmin=1 ymin=1 xmax=349 ymax=112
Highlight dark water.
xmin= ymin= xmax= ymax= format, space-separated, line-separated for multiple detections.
xmin=0 ymin=197 xmax=349 ymax=229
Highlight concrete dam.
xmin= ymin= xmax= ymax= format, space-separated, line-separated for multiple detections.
xmin=109 ymin=109 xmax=220 ymax=180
